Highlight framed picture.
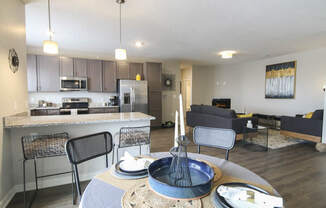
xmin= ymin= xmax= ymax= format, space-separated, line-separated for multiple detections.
xmin=265 ymin=61 xmax=296 ymax=99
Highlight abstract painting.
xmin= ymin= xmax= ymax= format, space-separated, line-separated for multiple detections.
xmin=265 ymin=61 xmax=296 ymax=99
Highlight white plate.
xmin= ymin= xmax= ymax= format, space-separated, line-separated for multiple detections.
xmin=111 ymin=164 xmax=148 ymax=180
xmin=119 ymin=158 xmax=154 ymax=172
xmin=224 ymin=187 xmax=262 ymax=208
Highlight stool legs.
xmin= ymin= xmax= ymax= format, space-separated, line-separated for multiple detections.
xmin=23 ymin=159 xmax=38 ymax=208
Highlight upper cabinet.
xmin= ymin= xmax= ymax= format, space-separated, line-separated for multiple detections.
xmin=27 ymin=54 xmax=38 ymax=92
xmin=59 ymin=56 xmax=74 ymax=77
xmin=103 ymin=61 xmax=117 ymax=92
xmin=117 ymin=62 xmax=130 ymax=80
xmin=37 ymin=55 xmax=60 ymax=92
xmin=144 ymin=62 xmax=162 ymax=91
xmin=129 ymin=63 xmax=143 ymax=80
xmin=87 ymin=60 xmax=103 ymax=92
xmin=73 ymin=58 xmax=88 ymax=77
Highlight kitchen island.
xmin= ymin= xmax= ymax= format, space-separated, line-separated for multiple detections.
xmin=4 ymin=112 xmax=155 ymax=191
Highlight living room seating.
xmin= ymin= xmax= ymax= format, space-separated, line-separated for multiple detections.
xmin=186 ymin=105 xmax=258 ymax=140
xmin=280 ymin=110 xmax=324 ymax=143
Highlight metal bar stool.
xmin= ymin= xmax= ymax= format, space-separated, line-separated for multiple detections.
xmin=21 ymin=132 xmax=74 ymax=208
xmin=116 ymin=126 xmax=151 ymax=161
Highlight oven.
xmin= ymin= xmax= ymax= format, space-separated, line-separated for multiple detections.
xmin=60 ymin=98 xmax=89 ymax=115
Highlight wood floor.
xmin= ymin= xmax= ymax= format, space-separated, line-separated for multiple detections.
xmin=7 ymin=127 xmax=326 ymax=208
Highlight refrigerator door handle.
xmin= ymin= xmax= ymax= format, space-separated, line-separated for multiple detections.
xmin=130 ymin=87 xmax=134 ymax=112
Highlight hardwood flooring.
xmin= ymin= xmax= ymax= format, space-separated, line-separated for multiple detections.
xmin=7 ymin=127 xmax=326 ymax=208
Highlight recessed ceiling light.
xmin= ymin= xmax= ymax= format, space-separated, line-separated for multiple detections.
xmin=135 ymin=41 xmax=144 ymax=48
xmin=218 ymin=50 xmax=236 ymax=59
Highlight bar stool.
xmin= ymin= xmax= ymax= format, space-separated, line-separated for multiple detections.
xmin=116 ymin=126 xmax=151 ymax=161
xmin=21 ymin=132 xmax=74 ymax=208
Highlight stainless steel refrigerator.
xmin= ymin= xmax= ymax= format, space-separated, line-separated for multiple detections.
xmin=118 ymin=80 xmax=148 ymax=113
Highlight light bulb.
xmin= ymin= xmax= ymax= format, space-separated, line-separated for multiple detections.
xmin=219 ymin=50 xmax=236 ymax=59
xmin=43 ymin=40 xmax=59 ymax=54
xmin=115 ymin=48 xmax=127 ymax=60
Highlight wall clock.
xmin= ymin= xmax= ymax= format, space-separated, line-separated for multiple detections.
xmin=8 ymin=48 xmax=19 ymax=73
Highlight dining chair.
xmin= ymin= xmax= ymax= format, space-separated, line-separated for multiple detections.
xmin=21 ymin=132 xmax=73 ymax=208
xmin=65 ymin=131 xmax=113 ymax=203
xmin=116 ymin=126 xmax=150 ymax=161
xmin=193 ymin=126 xmax=236 ymax=160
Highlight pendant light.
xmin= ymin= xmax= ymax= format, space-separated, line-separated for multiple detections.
xmin=115 ymin=0 xmax=127 ymax=60
xmin=43 ymin=0 xmax=58 ymax=54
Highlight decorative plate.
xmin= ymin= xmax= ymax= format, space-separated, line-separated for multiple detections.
xmin=122 ymin=182 xmax=202 ymax=208
xmin=8 ymin=48 xmax=19 ymax=73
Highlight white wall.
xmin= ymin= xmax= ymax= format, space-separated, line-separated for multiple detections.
xmin=0 ymin=0 xmax=28 ymax=206
xmin=193 ymin=48 xmax=326 ymax=116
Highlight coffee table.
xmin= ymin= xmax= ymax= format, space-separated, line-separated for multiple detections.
xmin=243 ymin=125 xmax=269 ymax=151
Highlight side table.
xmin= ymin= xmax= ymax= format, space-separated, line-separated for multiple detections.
xmin=243 ymin=125 xmax=269 ymax=151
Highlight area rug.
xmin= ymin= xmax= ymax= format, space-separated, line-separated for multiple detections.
xmin=247 ymin=129 xmax=305 ymax=149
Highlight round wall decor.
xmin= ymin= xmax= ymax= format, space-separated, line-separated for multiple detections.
xmin=8 ymin=48 xmax=19 ymax=73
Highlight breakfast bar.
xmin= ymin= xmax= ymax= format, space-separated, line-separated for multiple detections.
xmin=4 ymin=112 xmax=155 ymax=191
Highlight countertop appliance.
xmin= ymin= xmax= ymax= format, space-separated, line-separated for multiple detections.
xmin=107 ymin=96 xmax=119 ymax=106
xmin=60 ymin=97 xmax=89 ymax=115
xmin=118 ymin=80 xmax=148 ymax=114
xmin=60 ymin=77 xmax=87 ymax=91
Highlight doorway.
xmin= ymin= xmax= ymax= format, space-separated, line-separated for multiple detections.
xmin=181 ymin=66 xmax=192 ymax=115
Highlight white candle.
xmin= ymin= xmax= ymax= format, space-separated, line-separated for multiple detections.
xmin=179 ymin=94 xmax=185 ymax=136
xmin=174 ymin=111 xmax=179 ymax=147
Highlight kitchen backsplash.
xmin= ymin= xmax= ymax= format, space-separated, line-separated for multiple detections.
xmin=29 ymin=92 xmax=118 ymax=107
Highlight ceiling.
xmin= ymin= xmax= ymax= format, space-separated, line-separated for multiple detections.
xmin=25 ymin=0 xmax=326 ymax=65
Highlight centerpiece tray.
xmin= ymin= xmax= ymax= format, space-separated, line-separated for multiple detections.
xmin=148 ymin=157 xmax=214 ymax=200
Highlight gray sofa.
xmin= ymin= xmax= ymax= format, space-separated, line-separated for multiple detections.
xmin=186 ymin=105 xmax=258 ymax=139
xmin=281 ymin=109 xmax=323 ymax=143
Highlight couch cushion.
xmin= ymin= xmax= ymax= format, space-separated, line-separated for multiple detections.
xmin=190 ymin=105 xmax=202 ymax=113
xmin=200 ymin=105 xmax=237 ymax=118
xmin=311 ymin=110 xmax=324 ymax=120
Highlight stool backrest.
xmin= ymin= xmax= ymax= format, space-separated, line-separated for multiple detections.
xmin=119 ymin=126 xmax=150 ymax=148
xmin=193 ymin=126 xmax=236 ymax=160
xmin=65 ymin=131 xmax=113 ymax=165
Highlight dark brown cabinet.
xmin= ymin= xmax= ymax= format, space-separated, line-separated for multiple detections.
xmin=87 ymin=60 xmax=103 ymax=92
xmin=103 ymin=61 xmax=117 ymax=92
xmin=37 ymin=55 xmax=60 ymax=92
xmin=59 ymin=57 xmax=74 ymax=77
xmin=89 ymin=107 xmax=119 ymax=114
xmin=27 ymin=54 xmax=38 ymax=92
xmin=129 ymin=63 xmax=143 ymax=80
xmin=73 ymin=58 xmax=88 ymax=77
xmin=144 ymin=62 xmax=162 ymax=126
xmin=31 ymin=109 xmax=60 ymax=116
xmin=117 ymin=62 xmax=130 ymax=79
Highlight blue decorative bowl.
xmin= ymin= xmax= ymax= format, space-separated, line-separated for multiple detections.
xmin=148 ymin=157 xmax=214 ymax=199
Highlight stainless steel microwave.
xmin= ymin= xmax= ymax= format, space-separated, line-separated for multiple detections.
xmin=60 ymin=77 xmax=87 ymax=91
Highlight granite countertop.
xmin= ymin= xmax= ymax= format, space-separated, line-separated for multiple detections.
xmin=4 ymin=112 xmax=155 ymax=128
xmin=30 ymin=107 xmax=61 ymax=110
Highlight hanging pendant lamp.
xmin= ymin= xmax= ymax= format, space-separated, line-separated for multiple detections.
xmin=115 ymin=0 xmax=127 ymax=60
xmin=43 ymin=0 xmax=58 ymax=54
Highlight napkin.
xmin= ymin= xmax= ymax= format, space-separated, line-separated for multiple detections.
xmin=120 ymin=152 xmax=152 ymax=171
xmin=217 ymin=185 xmax=283 ymax=208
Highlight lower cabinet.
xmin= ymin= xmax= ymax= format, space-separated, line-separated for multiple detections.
xmin=88 ymin=107 xmax=119 ymax=114
xmin=31 ymin=109 xmax=60 ymax=116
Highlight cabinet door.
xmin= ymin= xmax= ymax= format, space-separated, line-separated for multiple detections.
xmin=47 ymin=109 xmax=60 ymax=115
xmin=89 ymin=108 xmax=106 ymax=114
xmin=129 ymin=63 xmax=143 ymax=80
xmin=103 ymin=61 xmax=117 ymax=92
xmin=105 ymin=107 xmax=119 ymax=113
xmin=87 ymin=60 xmax=103 ymax=92
xmin=117 ymin=62 xmax=129 ymax=79
xmin=37 ymin=55 xmax=60 ymax=92
xmin=73 ymin=58 xmax=87 ymax=77
xmin=26 ymin=54 xmax=38 ymax=92
xmin=59 ymin=56 xmax=74 ymax=77
xmin=144 ymin=62 xmax=162 ymax=91
xmin=148 ymin=91 xmax=162 ymax=126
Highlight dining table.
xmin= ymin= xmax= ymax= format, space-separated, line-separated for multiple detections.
xmin=80 ymin=152 xmax=279 ymax=208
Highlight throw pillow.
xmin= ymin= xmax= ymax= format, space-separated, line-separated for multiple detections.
xmin=304 ymin=112 xmax=313 ymax=119
xmin=237 ymin=113 xmax=253 ymax=118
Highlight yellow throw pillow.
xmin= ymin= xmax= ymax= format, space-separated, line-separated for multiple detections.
xmin=304 ymin=112 xmax=313 ymax=119
xmin=238 ymin=113 xmax=253 ymax=118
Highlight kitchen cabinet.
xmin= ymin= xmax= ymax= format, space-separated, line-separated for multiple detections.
xmin=87 ymin=60 xmax=103 ymax=92
xmin=144 ymin=62 xmax=162 ymax=91
xmin=129 ymin=63 xmax=143 ymax=80
xmin=31 ymin=109 xmax=60 ymax=116
xmin=73 ymin=58 xmax=88 ymax=77
xmin=117 ymin=62 xmax=130 ymax=80
xmin=102 ymin=61 xmax=117 ymax=92
xmin=59 ymin=57 xmax=74 ymax=77
xmin=89 ymin=107 xmax=119 ymax=114
xmin=148 ymin=91 xmax=162 ymax=126
xmin=27 ymin=54 xmax=38 ymax=92
xmin=37 ymin=55 xmax=60 ymax=92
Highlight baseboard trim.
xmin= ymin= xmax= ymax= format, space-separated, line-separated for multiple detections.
xmin=280 ymin=130 xmax=321 ymax=143
xmin=0 ymin=169 xmax=105 ymax=208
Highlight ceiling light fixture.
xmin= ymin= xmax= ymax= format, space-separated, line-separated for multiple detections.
xmin=135 ymin=41 xmax=144 ymax=48
xmin=219 ymin=50 xmax=236 ymax=59
xmin=43 ymin=0 xmax=58 ymax=55
xmin=115 ymin=0 xmax=127 ymax=60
